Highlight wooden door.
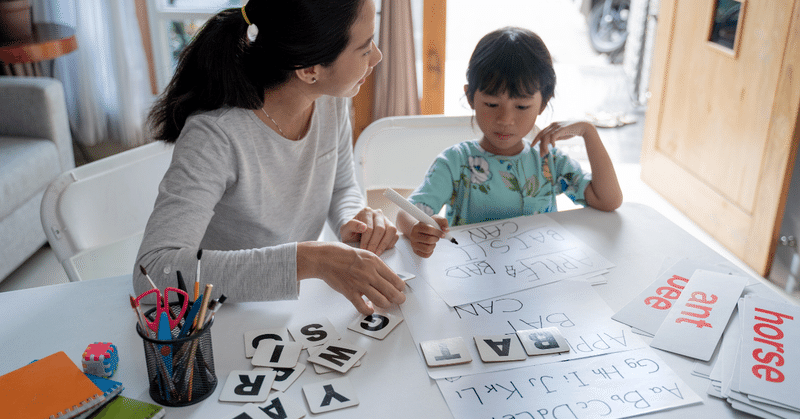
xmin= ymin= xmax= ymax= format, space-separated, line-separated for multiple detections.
xmin=641 ymin=0 xmax=800 ymax=276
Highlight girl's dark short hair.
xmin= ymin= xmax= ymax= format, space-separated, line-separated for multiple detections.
xmin=465 ymin=27 xmax=556 ymax=108
xmin=149 ymin=0 xmax=365 ymax=143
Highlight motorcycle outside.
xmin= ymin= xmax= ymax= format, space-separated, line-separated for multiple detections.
xmin=588 ymin=0 xmax=630 ymax=63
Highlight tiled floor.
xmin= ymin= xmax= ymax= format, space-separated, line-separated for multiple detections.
xmin=1 ymin=0 xmax=793 ymax=299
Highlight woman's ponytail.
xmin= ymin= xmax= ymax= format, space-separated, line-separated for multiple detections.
xmin=148 ymin=9 xmax=266 ymax=143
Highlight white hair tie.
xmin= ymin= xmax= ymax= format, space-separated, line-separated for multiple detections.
xmin=242 ymin=6 xmax=258 ymax=42
xmin=247 ymin=24 xmax=259 ymax=42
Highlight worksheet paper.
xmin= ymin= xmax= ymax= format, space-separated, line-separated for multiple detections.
xmin=391 ymin=214 xmax=615 ymax=306
xmin=437 ymin=347 xmax=702 ymax=419
xmin=650 ymin=270 xmax=748 ymax=361
xmin=612 ymin=259 xmax=736 ymax=336
xmin=738 ymin=295 xmax=800 ymax=412
xmin=399 ymin=277 xmax=647 ymax=379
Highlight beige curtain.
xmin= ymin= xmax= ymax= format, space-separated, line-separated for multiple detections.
xmin=373 ymin=0 xmax=420 ymax=120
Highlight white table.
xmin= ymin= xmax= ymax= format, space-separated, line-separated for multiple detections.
xmin=1 ymin=203 xmax=791 ymax=418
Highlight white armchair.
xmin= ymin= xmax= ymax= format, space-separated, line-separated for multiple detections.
xmin=0 ymin=76 xmax=75 ymax=282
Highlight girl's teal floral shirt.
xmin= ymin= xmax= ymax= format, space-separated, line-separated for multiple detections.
xmin=408 ymin=139 xmax=591 ymax=227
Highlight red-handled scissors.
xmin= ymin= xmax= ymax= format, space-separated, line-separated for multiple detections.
xmin=136 ymin=287 xmax=189 ymax=332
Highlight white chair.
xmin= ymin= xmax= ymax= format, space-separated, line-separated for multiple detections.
xmin=353 ymin=115 xmax=481 ymax=221
xmin=40 ymin=141 xmax=174 ymax=282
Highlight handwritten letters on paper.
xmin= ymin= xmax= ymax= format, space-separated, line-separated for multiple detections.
xmin=404 ymin=215 xmax=615 ymax=306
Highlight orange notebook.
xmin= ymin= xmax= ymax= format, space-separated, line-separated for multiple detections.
xmin=0 ymin=351 xmax=105 ymax=418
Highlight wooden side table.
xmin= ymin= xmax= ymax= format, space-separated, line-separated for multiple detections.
xmin=0 ymin=22 xmax=77 ymax=76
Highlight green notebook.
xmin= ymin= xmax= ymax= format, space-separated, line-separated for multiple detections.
xmin=89 ymin=396 xmax=164 ymax=419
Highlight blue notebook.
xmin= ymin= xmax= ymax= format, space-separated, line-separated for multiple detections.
xmin=75 ymin=375 xmax=124 ymax=419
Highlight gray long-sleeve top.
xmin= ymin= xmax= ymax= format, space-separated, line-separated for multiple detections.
xmin=133 ymin=96 xmax=364 ymax=302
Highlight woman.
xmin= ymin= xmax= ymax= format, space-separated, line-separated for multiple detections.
xmin=134 ymin=0 xmax=405 ymax=315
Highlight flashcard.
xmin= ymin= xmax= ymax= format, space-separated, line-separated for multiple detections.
xmin=650 ymin=270 xmax=748 ymax=361
xmin=738 ymin=294 xmax=800 ymax=411
xmin=473 ymin=334 xmax=527 ymax=362
xmin=420 ymin=337 xmax=472 ymax=367
xmin=244 ymin=328 xmax=291 ymax=358
xmin=219 ymin=370 xmax=277 ymax=403
xmin=255 ymin=392 xmax=307 ymax=419
xmin=397 ymin=272 xmax=415 ymax=281
xmin=220 ymin=403 xmax=269 ymax=419
xmin=347 ymin=311 xmax=404 ymax=340
xmin=306 ymin=340 xmax=366 ymax=374
xmin=256 ymin=364 xmax=305 ymax=392
xmin=307 ymin=343 xmax=362 ymax=374
xmin=289 ymin=319 xmax=340 ymax=348
xmin=516 ymin=327 xmax=570 ymax=356
xmin=611 ymin=259 xmax=734 ymax=336
xmin=302 ymin=377 xmax=359 ymax=414
xmin=251 ymin=340 xmax=303 ymax=369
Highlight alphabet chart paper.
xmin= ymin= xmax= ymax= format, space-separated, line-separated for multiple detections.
xmin=395 ymin=214 xmax=615 ymax=307
xmin=437 ymin=347 xmax=702 ymax=419
xmin=400 ymin=277 xmax=647 ymax=379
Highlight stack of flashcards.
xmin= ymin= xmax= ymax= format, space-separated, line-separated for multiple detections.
xmin=612 ymin=259 xmax=736 ymax=337
xmin=0 ymin=351 xmax=106 ymax=419
xmin=222 ymin=311 xmax=405 ymax=417
xmin=704 ymin=294 xmax=800 ymax=418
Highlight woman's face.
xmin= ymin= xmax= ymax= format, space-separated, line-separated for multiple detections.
xmin=318 ymin=0 xmax=382 ymax=97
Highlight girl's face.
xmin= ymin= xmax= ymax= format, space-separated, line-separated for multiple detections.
xmin=470 ymin=88 xmax=544 ymax=156
xmin=317 ymin=0 xmax=382 ymax=98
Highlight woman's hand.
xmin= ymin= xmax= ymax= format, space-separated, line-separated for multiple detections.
xmin=405 ymin=214 xmax=449 ymax=258
xmin=531 ymin=121 xmax=593 ymax=157
xmin=340 ymin=207 xmax=399 ymax=256
xmin=298 ymin=241 xmax=406 ymax=315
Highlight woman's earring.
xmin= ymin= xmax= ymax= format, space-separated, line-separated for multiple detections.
xmin=311 ymin=77 xmax=317 ymax=83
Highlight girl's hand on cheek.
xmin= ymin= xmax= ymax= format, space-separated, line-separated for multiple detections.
xmin=532 ymin=121 xmax=591 ymax=157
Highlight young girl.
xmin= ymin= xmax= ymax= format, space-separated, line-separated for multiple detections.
xmin=134 ymin=0 xmax=405 ymax=316
xmin=397 ymin=27 xmax=623 ymax=258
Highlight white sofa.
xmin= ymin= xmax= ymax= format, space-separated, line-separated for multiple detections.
xmin=0 ymin=77 xmax=75 ymax=282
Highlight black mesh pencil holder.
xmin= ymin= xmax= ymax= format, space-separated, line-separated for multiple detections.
xmin=136 ymin=302 xmax=217 ymax=406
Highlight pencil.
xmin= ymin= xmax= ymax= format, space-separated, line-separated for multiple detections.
xmin=546 ymin=144 xmax=557 ymax=209
xmin=193 ymin=284 xmax=213 ymax=333
xmin=186 ymin=284 xmax=213 ymax=401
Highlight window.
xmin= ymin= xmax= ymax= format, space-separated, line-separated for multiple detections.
xmin=146 ymin=0 xmax=242 ymax=91
xmin=708 ymin=0 xmax=744 ymax=56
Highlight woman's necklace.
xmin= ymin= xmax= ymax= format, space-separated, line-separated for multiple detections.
xmin=261 ymin=107 xmax=298 ymax=140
